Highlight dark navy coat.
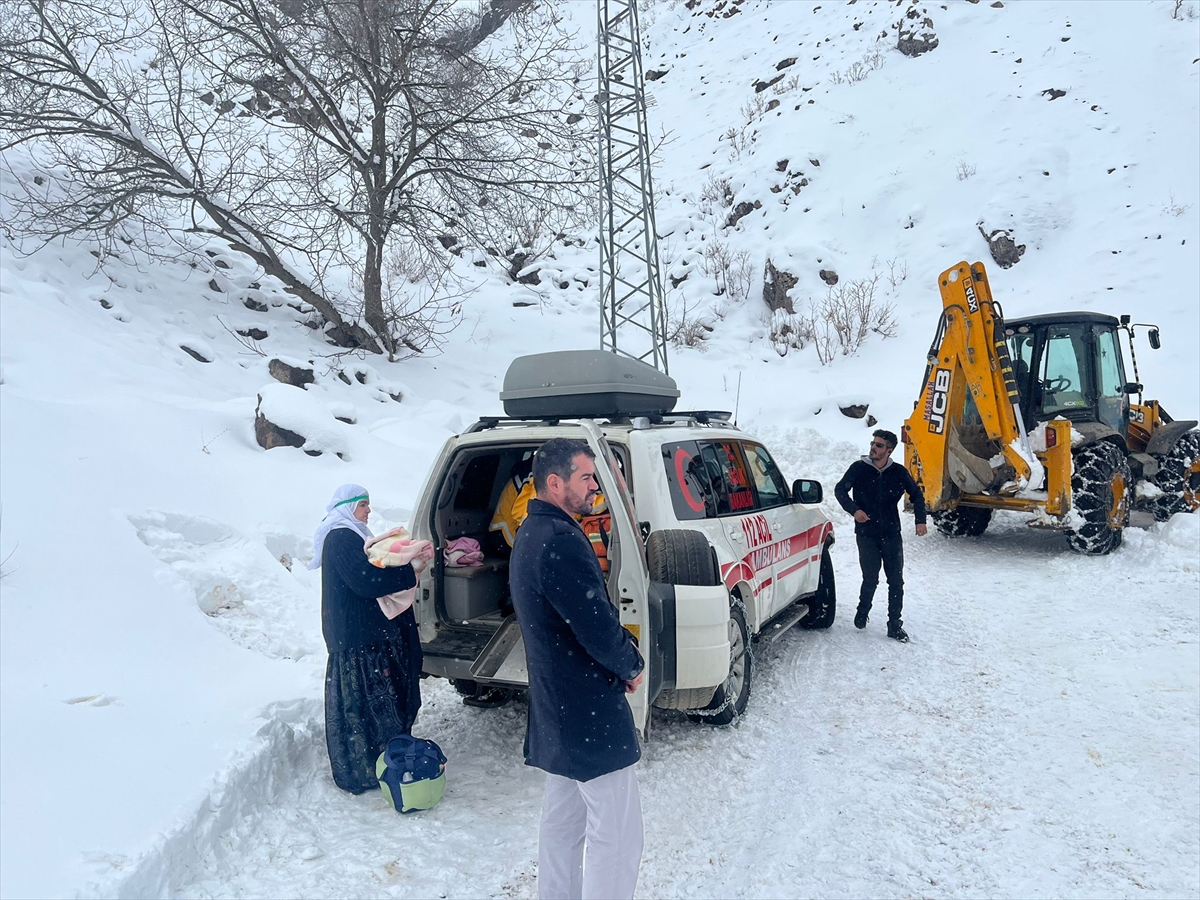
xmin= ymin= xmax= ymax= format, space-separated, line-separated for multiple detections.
xmin=835 ymin=457 xmax=928 ymax=535
xmin=510 ymin=499 xmax=644 ymax=782
xmin=320 ymin=527 xmax=417 ymax=653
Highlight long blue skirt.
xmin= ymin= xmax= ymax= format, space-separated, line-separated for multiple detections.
xmin=324 ymin=613 xmax=423 ymax=794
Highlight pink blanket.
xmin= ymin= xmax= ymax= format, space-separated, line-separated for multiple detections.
xmin=364 ymin=527 xmax=435 ymax=619
xmin=444 ymin=536 xmax=484 ymax=567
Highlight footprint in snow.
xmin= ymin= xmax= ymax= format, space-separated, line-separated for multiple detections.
xmin=127 ymin=510 xmax=322 ymax=660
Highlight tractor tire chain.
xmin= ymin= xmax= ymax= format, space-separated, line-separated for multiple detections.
xmin=1145 ymin=430 xmax=1200 ymax=522
xmin=1065 ymin=442 xmax=1131 ymax=555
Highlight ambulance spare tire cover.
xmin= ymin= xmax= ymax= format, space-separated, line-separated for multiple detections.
xmin=647 ymin=530 xmax=719 ymax=586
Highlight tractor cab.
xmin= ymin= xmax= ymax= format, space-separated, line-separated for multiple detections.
xmin=1004 ymin=312 xmax=1149 ymax=438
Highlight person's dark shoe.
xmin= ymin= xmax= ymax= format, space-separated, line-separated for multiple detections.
xmin=854 ymin=610 xmax=869 ymax=629
xmin=887 ymin=626 xmax=909 ymax=643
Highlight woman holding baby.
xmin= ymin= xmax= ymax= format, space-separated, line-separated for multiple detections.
xmin=309 ymin=483 xmax=434 ymax=794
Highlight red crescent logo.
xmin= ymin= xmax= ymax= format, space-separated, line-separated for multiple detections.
xmin=673 ymin=448 xmax=706 ymax=514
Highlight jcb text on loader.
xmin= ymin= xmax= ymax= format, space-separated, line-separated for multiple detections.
xmin=902 ymin=260 xmax=1199 ymax=555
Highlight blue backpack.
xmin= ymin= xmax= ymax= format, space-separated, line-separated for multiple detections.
xmin=376 ymin=735 xmax=447 ymax=814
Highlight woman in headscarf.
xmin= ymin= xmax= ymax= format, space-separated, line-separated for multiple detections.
xmin=310 ymin=483 xmax=426 ymax=794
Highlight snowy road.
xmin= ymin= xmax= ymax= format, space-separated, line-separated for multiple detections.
xmin=126 ymin=512 xmax=1200 ymax=900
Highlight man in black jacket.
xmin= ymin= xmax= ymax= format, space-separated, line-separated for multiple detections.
xmin=510 ymin=438 xmax=645 ymax=900
xmin=834 ymin=429 xmax=928 ymax=642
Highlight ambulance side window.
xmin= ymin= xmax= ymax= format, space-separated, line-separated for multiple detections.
xmin=700 ymin=440 xmax=756 ymax=516
xmin=661 ymin=440 xmax=713 ymax=521
xmin=743 ymin=443 xmax=789 ymax=510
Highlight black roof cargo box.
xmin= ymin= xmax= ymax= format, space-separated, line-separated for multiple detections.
xmin=500 ymin=350 xmax=680 ymax=419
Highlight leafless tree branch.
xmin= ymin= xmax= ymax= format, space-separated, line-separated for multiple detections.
xmin=0 ymin=0 xmax=594 ymax=357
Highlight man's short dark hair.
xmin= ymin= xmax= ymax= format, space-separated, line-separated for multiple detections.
xmin=533 ymin=438 xmax=595 ymax=493
xmin=873 ymin=429 xmax=899 ymax=451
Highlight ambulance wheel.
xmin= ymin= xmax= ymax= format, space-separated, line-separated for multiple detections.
xmin=1065 ymin=442 xmax=1130 ymax=556
xmin=687 ymin=597 xmax=752 ymax=726
xmin=451 ymin=679 xmax=513 ymax=708
xmin=800 ymin=544 xmax=836 ymax=630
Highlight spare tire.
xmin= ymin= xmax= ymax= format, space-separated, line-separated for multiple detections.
xmin=646 ymin=529 xmax=719 ymax=586
xmin=647 ymin=530 xmax=750 ymax=725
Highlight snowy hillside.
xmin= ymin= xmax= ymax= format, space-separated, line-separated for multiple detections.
xmin=1 ymin=1 xmax=1197 ymax=897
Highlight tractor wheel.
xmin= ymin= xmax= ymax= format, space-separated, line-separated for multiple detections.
xmin=1065 ymin=442 xmax=1131 ymax=555
xmin=1146 ymin=430 xmax=1200 ymax=522
xmin=799 ymin=544 xmax=836 ymax=630
xmin=931 ymin=506 xmax=993 ymax=537
xmin=687 ymin=596 xmax=752 ymax=726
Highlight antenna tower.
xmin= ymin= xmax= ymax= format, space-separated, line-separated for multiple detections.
xmin=597 ymin=0 xmax=669 ymax=373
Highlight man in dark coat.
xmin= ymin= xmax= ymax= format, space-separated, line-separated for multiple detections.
xmin=510 ymin=438 xmax=645 ymax=900
xmin=834 ymin=429 xmax=928 ymax=642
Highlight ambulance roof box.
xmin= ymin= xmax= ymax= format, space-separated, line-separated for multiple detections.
xmin=499 ymin=350 xmax=680 ymax=419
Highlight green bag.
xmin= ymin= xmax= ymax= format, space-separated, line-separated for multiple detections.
xmin=376 ymin=735 xmax=447 ymax=814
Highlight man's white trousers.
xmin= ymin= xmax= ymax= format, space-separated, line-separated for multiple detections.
xmin=537 ymin=764 xmax=643 ymax=900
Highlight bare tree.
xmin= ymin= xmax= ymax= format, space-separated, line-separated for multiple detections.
xmin=0 ymin=0 xmax=592 ymax=357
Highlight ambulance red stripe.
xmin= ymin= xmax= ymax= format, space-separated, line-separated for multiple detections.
xmin=720 ymin=521 xmax=832 ymax=592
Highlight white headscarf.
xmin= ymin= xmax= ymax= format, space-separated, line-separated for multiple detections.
xmin=308 ymin=483 xmax=373 ymax=570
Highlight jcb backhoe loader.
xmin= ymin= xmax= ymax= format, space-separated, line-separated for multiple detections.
xmin=902 ymin=261 xmax=1199 ymax=555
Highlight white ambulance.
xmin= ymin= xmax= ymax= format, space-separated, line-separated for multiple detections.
xmin=408 ymin=351 xmax=835 ymax=730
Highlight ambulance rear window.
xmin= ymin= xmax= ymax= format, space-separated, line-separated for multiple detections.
xmin=661 ymin=441 xmax=713 ymax=521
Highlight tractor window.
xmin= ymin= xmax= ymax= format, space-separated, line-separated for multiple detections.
xmin=1007 ymin=331 xmax=1036 ymax=399
xmin=1039 ymin=325 xmax=1089 ymax=416
xmin=1095 ymin=327 xmax=1127 ymax=432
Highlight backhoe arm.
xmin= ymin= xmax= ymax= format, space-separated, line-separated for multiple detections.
xmin=904 ymin=261 xmax=1037 ymax=509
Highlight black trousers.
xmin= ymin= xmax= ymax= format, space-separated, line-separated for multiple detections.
xmin=855 ymin=528 xmax=905 ymax=628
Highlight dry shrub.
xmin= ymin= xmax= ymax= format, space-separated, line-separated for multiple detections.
xmin=819 ymin=272 xmax=898 ymax=356
xmin=783 ymin=271 xmax=899 ymax=363
xmin=667 ymin=294 xmax=712 ymax=352
xmin=698 ymin=173 xmax=734 ymax=211
xmin=699 ymin=239 xmax=754 ymax=301
xmin=727 ymin=249 xmax=754 ymax=302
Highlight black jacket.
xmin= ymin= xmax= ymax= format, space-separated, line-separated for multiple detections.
xmin=835 ymin=457 xmax=928 ymax=535
xmin=321 ymin=527 xmax=417 ymax=653
xmin=509 ymin=499 xmax=643 ymax=782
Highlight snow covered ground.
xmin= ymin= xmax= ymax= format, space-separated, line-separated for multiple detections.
xmin=132 ymin=512 xmax=1200 ymax=900
xmin=1 ymin=1 xmax=1198 ymax=897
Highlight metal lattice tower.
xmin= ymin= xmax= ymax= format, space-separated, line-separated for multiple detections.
xmin=597 ymin=0 xmax=669 ymax=374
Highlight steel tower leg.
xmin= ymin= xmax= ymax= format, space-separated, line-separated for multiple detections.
xmin=597 ymin=0 xmax=669 ymax=374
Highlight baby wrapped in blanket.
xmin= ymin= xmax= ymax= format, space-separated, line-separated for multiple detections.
xmin=364 ymin=527 xmax=435 ymax=619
